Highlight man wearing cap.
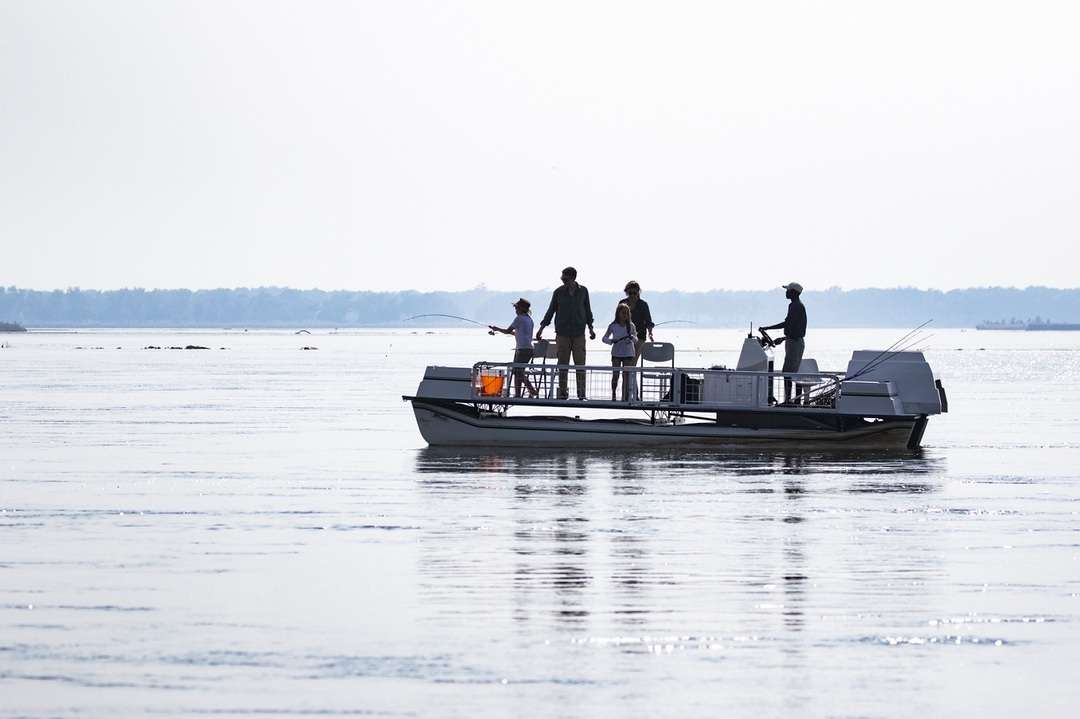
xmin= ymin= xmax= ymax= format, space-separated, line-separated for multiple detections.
xmin=760 ymin=282 xmax=807 ymax=404
xmin=536 ymin=266 xmax=595 ymax=400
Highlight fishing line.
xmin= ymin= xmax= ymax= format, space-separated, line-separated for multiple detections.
xmin=908 ymin=335 xmax=935 ymax=354
xmin=402 ymin=313 xmax=487 ymax=326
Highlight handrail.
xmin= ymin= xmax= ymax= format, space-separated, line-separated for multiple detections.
xmin=470 ymin=362 xmax=843 ymax=409
xmin=473 ymin=361 xmax=841 ymax=377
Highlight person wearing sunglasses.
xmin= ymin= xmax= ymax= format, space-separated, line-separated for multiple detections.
xmin=621 ymin=281 xmax=655 ymax=367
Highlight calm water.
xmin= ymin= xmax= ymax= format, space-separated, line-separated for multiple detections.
xmin=2 ymin=328 xmax=1079 ymax=717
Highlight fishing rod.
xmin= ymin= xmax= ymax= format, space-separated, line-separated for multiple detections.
xmin=654 ymin=319 xmax=698 ymax=326
xmin=846 ymin=333 xmax=927 ymax=381
xmin=907 ymin=334 xmax=935 ymax=354
xmin=849 ymin=334 xmax=930 ymax=380
xmin=874 ymin=319 xmax=933 ymax=359
xmin=403 ymin=313 xmax=507 ymax=335
xmin=845 ymin=320 xmax=933 ymax=380
xmin=847 ymin=335 xmax=931 ymax=381
xmin=871 ymin=329 xmax=934 ymax=368
xmin=847 ymin=326 xmax=935 ymax=381
xmin=402 ymin=313 xmax=487 ymax=327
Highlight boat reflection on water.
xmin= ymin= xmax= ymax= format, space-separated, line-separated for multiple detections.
xmin=414 ymin=446 xmax=944 ymax=484
xmin=412 ymin=447 xmax=946 ymax=646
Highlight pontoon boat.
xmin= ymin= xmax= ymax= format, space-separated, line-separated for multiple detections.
xmin=403 ymin=333 xmax=947 ymax=449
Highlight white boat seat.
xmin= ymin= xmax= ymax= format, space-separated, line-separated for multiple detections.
xmin=531 ymin=339 xmax=559 ymax=363
xmin=640 ymin=342 xmax=675 ymax=365
xmin=530 ymin=339 xmax=560 ymax=398
xmin=639 ymin=342 xmax=675 ymax=402
xmin=790 ymin=357 xmax=822 ymax=405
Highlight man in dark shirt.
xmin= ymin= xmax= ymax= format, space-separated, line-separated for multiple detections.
xmin=761 ymin=282 xmax=807 ymax=404
xmin=536 ymin=267 xmax=595 ymax=399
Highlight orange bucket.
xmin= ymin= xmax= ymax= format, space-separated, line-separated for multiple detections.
xmin=479 ymin=371 xmax=505 ymax=397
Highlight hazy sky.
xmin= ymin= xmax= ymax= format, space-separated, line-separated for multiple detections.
xmin=2 ymin=1 xmax=1078 ymax=292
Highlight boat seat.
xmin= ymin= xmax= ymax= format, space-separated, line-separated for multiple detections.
xmin=793 ymin=358 xmax=820 ymax=405
xmin=531 ymin=339 xmax=560 ymax=398
xmin=640 ymin=342 xmax=675 ymax=365
xmin=531 ymin=339 xmax=559 ymax=363
xmin=639 ymin=342 xmax=675 ymax=402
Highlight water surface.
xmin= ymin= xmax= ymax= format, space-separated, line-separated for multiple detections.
xmin=1 ymin=328 xmax=1078 ymax=716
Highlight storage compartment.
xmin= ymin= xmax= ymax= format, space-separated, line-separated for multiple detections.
xmin=702 ymin=372 xmax=767 ymax=407
xmin=682 ymin=374 xmax=702 ymax=403
xmin=840 ymin=380 xmax=896 ymax=397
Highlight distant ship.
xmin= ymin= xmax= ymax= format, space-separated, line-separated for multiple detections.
xmin=976 ymin=317 xmax=1080 ymax=331
xmin=975 ymin=319 xmax=1026 ymax=330
xmin=1026 ymin=322 xmax=1080 ymax=331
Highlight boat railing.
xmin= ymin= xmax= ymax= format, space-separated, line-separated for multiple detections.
xmin=471 ymin=362 xmax=842 ymax=409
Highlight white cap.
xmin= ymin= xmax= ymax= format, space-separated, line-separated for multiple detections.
xmin=782 ymin=282 xmax=803 ymax=293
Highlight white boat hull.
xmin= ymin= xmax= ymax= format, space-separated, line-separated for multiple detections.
xmin=412 ymin=401 xmax=921 ymax=450
xmin=405 ymin=350 xmax=945 ymax=451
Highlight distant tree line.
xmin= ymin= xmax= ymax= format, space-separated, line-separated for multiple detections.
xmin=2 ymin=285 xmax=1079 ymax=328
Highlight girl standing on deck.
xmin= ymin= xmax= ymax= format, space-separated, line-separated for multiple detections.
xmin=489 ymin=298 xmax=539 ymax=398
xmin=603 ymin=303 xmax=638 ymax=401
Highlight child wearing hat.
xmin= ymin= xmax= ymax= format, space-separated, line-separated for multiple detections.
xmin=489 ymin=299 xmax=539 ymax=398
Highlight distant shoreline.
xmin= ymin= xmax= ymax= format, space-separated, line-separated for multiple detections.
xmin=0 ymin=322 xmax=980 ymax=330
xmin=3 ymin=286 xmax=1080 ymax=329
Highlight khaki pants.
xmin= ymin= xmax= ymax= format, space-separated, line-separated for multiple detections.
xmin=556 ymin=334 xmax=587 ymax=399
